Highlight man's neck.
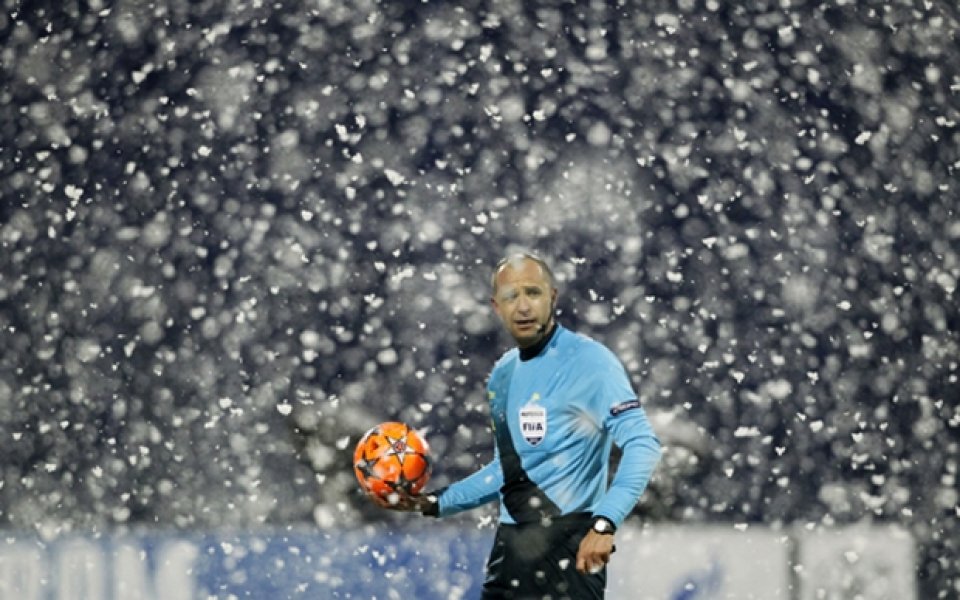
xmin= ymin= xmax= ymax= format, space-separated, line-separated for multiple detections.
xmin=518 ymin=322 xmax=558 ymax=361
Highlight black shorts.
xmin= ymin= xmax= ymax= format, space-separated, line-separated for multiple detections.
xmin=480 ymin=513 xmax=606 ymax=600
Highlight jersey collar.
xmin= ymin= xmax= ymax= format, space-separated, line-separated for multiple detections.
xmin=518 ymin=322 xmax=559 ymax=361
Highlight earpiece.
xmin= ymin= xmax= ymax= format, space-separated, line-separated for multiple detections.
xmin=536 ymin=299 xmax=556 ymax=334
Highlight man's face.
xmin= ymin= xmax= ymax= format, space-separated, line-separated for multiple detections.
xmin=491 ymin=258 xmax=557 ymax=349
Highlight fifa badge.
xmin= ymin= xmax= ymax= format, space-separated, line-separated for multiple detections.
xmin=519 ymin=397 xmax=547 ymax=446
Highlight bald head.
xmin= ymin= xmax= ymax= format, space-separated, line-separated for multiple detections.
xmin=491 ymin=252 xmax=555 ymax=295
xmin=490 ymin=253 xmax=558 ymax=348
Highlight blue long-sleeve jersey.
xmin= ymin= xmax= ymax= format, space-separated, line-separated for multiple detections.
xmin=436 ymin=325 xmax=661 ymax=527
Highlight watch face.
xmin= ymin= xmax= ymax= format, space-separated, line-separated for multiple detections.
xmin=593 ymin=519 xmax=612 ymax=533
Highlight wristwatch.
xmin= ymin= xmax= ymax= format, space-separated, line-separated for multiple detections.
xmin=591 ymin=516 xmax=616 ymax=535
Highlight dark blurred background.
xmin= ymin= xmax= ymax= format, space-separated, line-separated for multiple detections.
xmin=1 ymin=0 xmax=957 ymax=596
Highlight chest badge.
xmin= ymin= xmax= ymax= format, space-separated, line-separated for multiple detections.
xmin=519 ymin=394 xmax=547 ymax=446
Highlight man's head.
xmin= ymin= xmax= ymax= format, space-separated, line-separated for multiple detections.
xmin=490 ymin=252 xmax=558 ymax=349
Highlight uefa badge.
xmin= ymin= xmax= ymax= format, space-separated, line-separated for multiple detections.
xmin=519 ymin=403 xmax=547 ymax=446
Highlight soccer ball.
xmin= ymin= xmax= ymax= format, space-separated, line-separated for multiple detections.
xmin=353 ymin=421 xmax=432 ymax=498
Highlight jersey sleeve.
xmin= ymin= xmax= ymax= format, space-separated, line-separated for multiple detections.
xmin=586 ymin=345 xmax=662 ymax=527
xmin=436 ymin=457 xmax=503 ymax=517
xmin=594 ymin=400 xmax=661 ymax=526
xmin=435 ymin=351 xmax=515 ymax=518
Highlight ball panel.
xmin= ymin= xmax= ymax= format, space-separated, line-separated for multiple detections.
xmin=400 ymin=453 xmax=430 ymax=482
xmin=364 ymin=476 xmax=395 ymax=497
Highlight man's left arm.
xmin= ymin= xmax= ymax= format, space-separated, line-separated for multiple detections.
xmin=575 ymin=345 xmax=661 ymax=575
xmin=592 ymin=403 xmax=661 ymax=526
xmin=577 ymin=398 xmax=661 ymax=574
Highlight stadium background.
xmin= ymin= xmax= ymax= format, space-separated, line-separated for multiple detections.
xmin=0 ymin=0 xmax=957 ymax=597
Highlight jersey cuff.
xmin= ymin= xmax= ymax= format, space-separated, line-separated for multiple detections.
xmin=421 ymin=488 xmax=445 ymax=517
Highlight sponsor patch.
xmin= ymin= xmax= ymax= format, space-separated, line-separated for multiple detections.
xmin=519 ymin=404 xmax=547 ymax=446
xmin=610 ymin=399 xmax=641 ymax=416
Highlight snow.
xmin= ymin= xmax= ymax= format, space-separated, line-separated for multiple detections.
xmin=1 ymin=0 xmax=958 ymax=596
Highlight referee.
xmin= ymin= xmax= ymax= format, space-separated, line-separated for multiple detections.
xmin=370 ymin=252 xmax=662 ymax=599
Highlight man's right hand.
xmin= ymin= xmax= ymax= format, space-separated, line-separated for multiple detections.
xmin=366 ymin=489 xmax=437 ymax=514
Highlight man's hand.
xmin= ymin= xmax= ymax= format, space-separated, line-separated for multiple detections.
xmin=576 ymin=530 xmax=615 ymax=574
xmin=366 ymin=488 xmax=435 ymax=513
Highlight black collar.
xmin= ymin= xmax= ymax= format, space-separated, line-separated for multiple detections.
xmin=518 ymin=322 xmax=558 ymax=361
